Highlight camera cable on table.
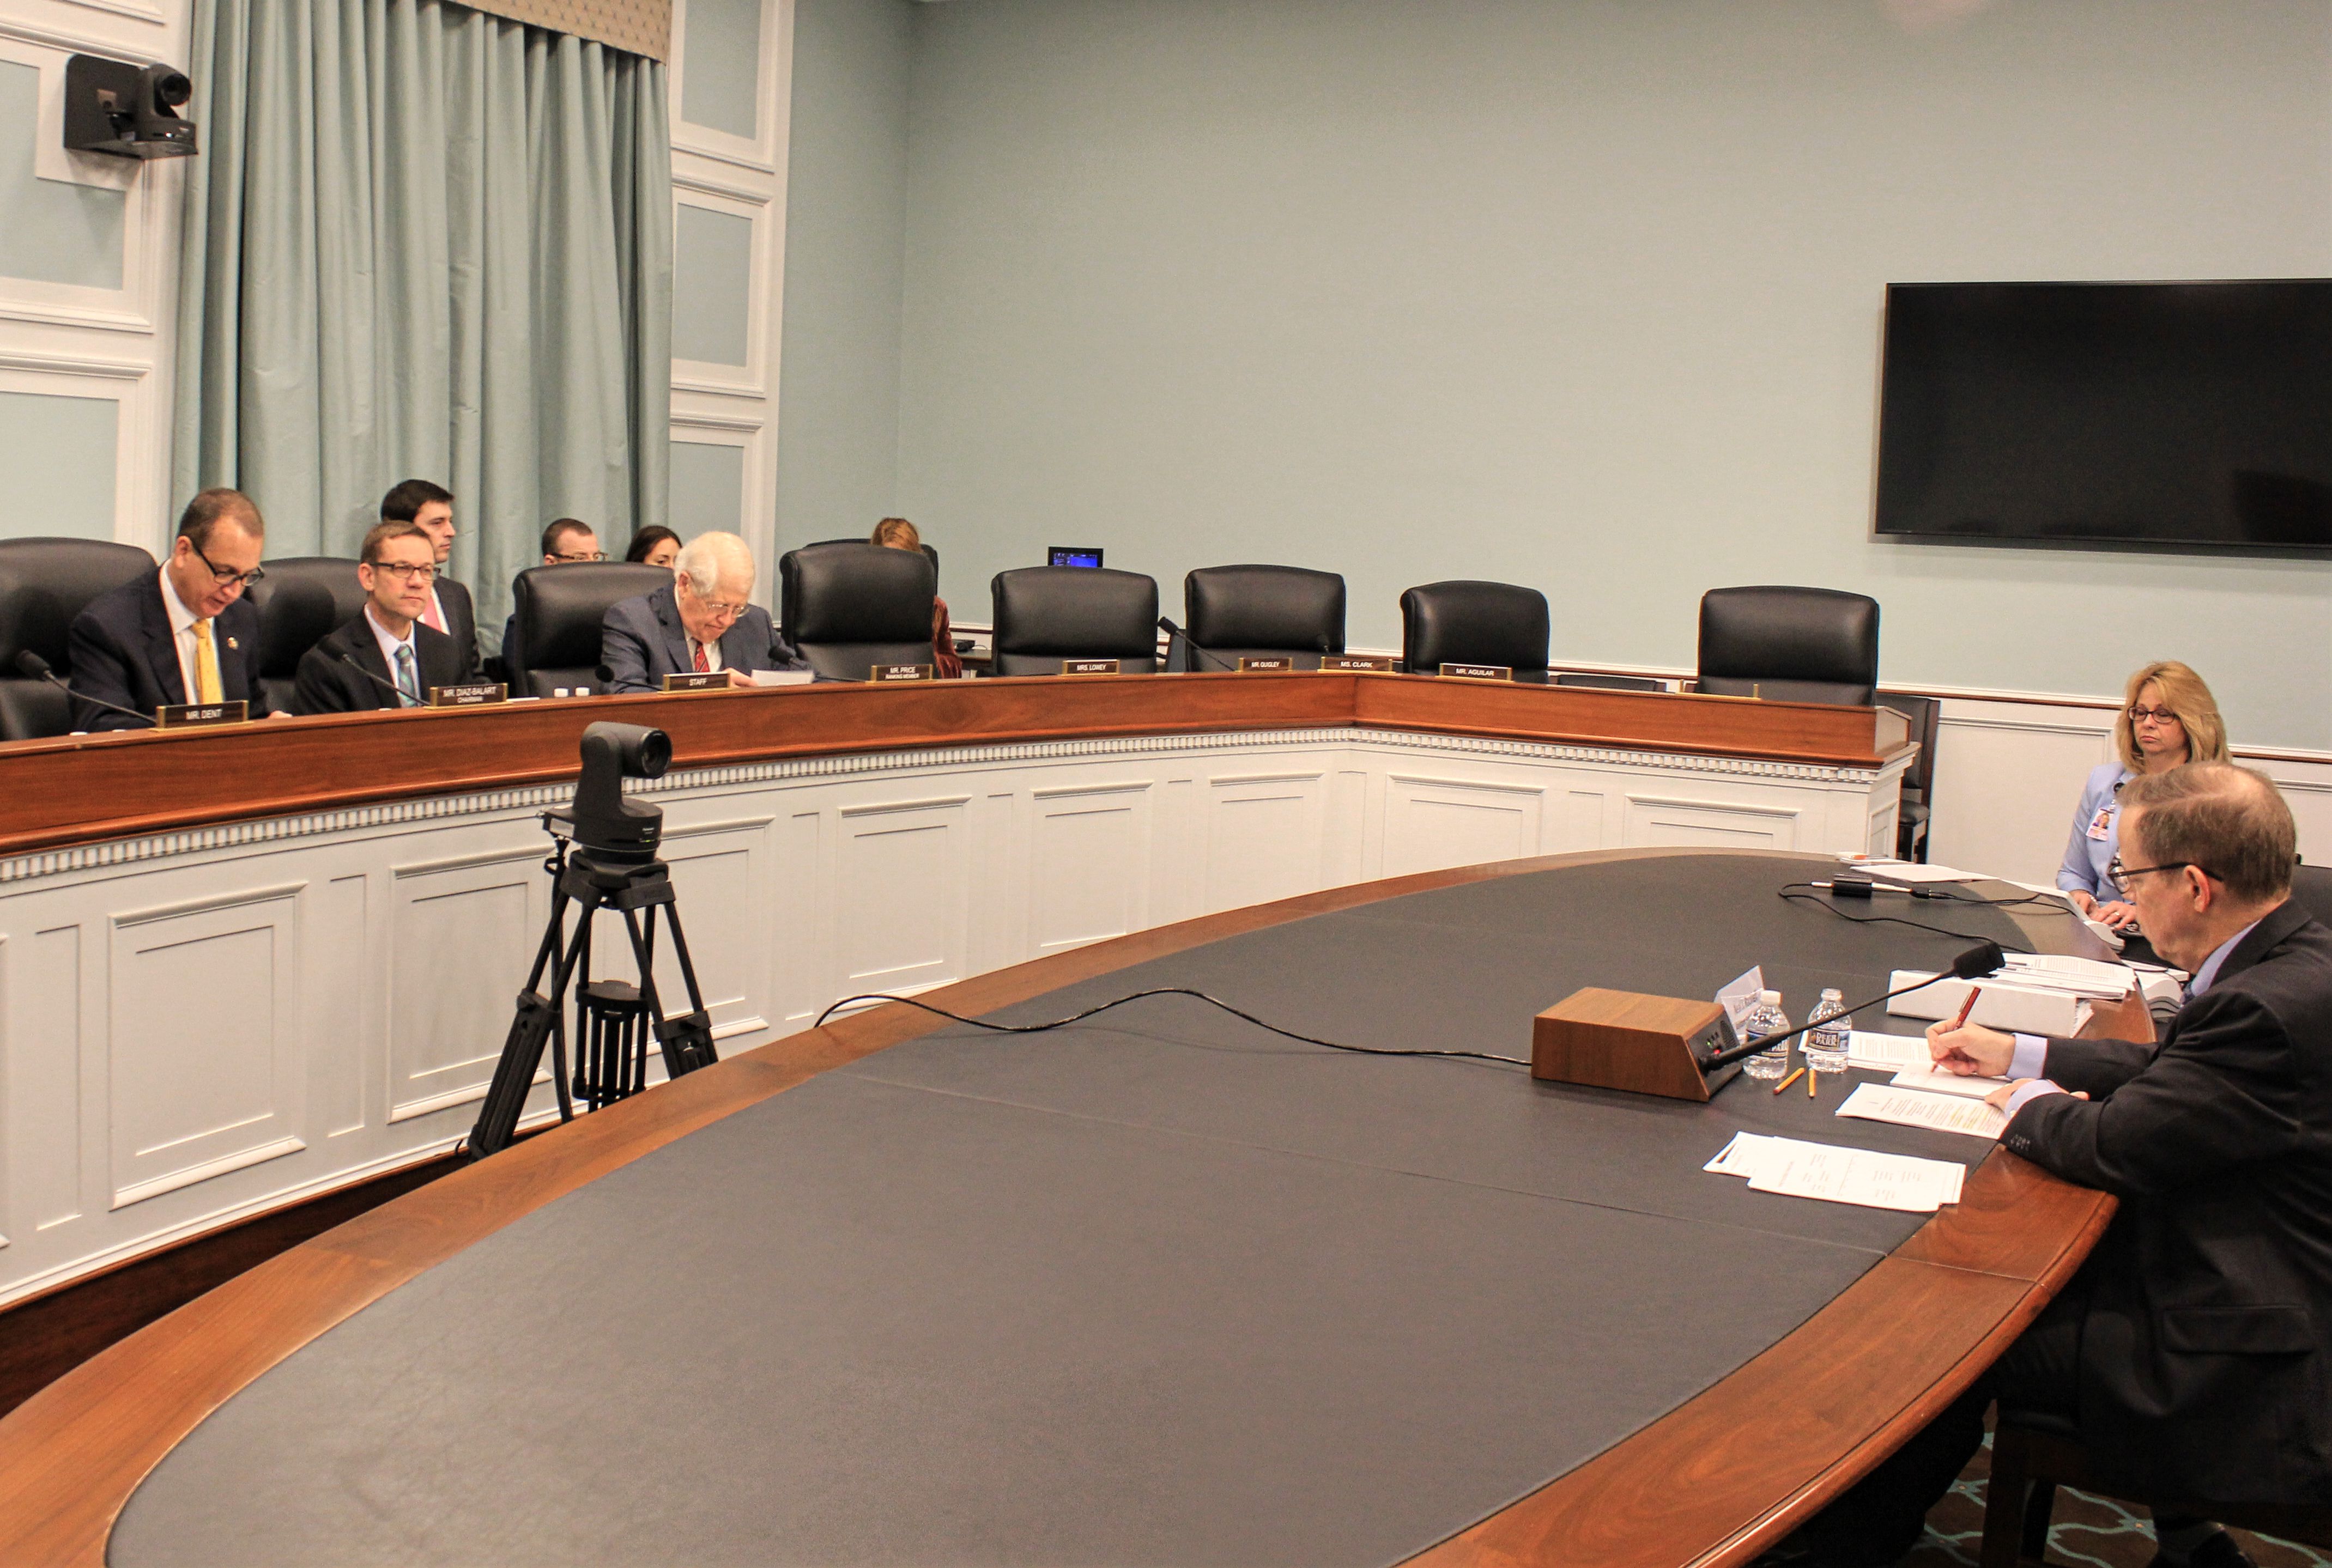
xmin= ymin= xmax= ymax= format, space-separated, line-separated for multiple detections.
xmin=811 ymin=987 xmax=1532 ymax=1068
xmin=1778 ymin=884 xmax=2036 ymax=953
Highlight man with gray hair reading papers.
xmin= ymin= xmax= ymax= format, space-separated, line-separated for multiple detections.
xmin=599 ymin=531 xmax=809 ymax=692
xmin=1787 ymin=761 xmax=2331 ymax=1568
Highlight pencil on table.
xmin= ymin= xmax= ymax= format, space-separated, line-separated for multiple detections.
xmin=1773 ymin=1066 xmax=1806 ymax=1095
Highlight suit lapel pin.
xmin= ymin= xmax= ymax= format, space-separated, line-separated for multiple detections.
xmin=227 ymin=636 xmax=239 ymax=649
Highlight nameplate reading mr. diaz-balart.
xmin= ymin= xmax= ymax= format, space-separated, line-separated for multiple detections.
xmin=430 ymin=682 xmax=507 ymax=707
xmin=663 ymin=672 xmax=729 ymax=692
xmin=871 ymin=664 xmax=935 ymax=683
xmin=1439 ymin=662 xmax=1515 ymax=682
xmin=1061 ymin=658 xmax=1120 ymax=676
xmin=1236 ymin=656 xmax=1294 ymax=673
xmin=1320 ymin=654 xmax=1394 ymax=672
xmin=154 ymin=700 xmax=249 ymax=728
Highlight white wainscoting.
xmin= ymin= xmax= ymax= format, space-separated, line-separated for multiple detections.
xmin=0 ymin=724 xmax=1904 ymax=1306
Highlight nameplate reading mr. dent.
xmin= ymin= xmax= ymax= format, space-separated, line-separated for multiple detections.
xmin=1439 ymin=662 xmax=1515 ymax=682
xmin=871 ymin=664 xmax=935 ymax=683
xmin=429 ymin=682 xmax=507 ymax=707
xmin=154 ymin=701 xmax=249 ymax=728
xmin=1060 ymin=658 xmax=1120 ymax=676
xmin=663 ymin=672 xmax=729 ymax=692
xmin=1236 ymin=656 xmax=1294 ymax=673
xmin=1320 ymin=654 xmax=1394 ymax=672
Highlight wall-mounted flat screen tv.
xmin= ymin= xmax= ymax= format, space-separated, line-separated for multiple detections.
xmin=1874 ymin=280 xmax=2332 ymax=552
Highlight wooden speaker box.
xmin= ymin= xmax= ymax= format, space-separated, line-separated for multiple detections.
xmin=1531 ymin=987 xmax=1742 ymax=1101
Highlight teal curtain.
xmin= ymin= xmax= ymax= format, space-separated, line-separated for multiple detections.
xmin=174 ymin=0 xmax=671 ymax=648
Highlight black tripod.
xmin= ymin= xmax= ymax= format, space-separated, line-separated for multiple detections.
xmin=467 ymin=818 xmax=719 ymax=1159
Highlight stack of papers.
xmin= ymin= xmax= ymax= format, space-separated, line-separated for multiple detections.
xmin=1838 ymin=1083 xmax=2007 ymax=1140
xmin=1706 ymin=1132 xmax=1966 ymax=1212
xmin=1846 ymin=1030 xmax=1927 ymax=1071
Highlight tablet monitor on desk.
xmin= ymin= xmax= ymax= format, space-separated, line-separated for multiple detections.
xmin=1047 ymin=546 xmax=1103 ymax=568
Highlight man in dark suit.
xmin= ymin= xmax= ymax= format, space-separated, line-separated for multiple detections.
xmin=65 ymin=488 xmax=268 ymax=730
xmin=381 ymin=478 xmax=478 ymax=674
xmin=1795 ymin=762 xmax=2331 ymax=1568
xmin=601 ymin=530 xmax=809 ymax=692
xmin=293 ymin=520 xmax=478 ymax=713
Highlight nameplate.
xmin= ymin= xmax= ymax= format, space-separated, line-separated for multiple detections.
xmin=429 ymin=682 xmax=507 ymax=708
xmin=1439 ymin=662 xmax=1514 ymax=682
xmin=1060 ymin=659 xmax=1120 ymax=676
xmin=662 ymin=672 xmax=729 ymax=692
xmin=871 ymin=664 xmax=935 ymax=683
xmin=1320 ymin=654 xmax=1394 ymax=672
xmin=155 ymin=701 xmax=249 ymax=728
xmin=1236 ymin=656 xmax=1294 ymax=673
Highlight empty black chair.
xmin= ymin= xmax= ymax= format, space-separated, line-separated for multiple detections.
xmin=809 ymin=537 xmax=937 ymax=577
xmin=0 ymin=538 xmax=156 ymax=739
xmin=988 ymin=567 xmax=1160 ymax=676
xmin=1877 ymin=690 xmax=1942 ymax=861
xmin=1398 ymin=580 xmax=1549 ymax=683
xmin=245 ymin=557 xmax=367 ymax=715
xmin=1553 ymin=671 xmax=1666 ymax=692
xmin=510 ymin=562 xmax=674 ymax=697
xmin=1176 ymin=564 xmax=1344 ymax=671
xmin=1696 ymin=586 xmax=1880 ymax=706
xmin=779 ymin=542 xmax=938 ymax=681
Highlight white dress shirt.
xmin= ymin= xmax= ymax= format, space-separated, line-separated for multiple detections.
xmin=158 ymin=567 xmax=205 ymax=700
xmin=365 ymin=605 xmax=423 ymax=704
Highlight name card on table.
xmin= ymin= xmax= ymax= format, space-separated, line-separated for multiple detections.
xmin=871 ymin=664 xmax=935 ymax=683
xmin=430 ymin=682 xmax=507 ymax=707
xmin=155 ymin=701 xmax=248 ymax=728
xmin=1439 ymin=662 xmax=1514 ymax=682
xmin=663 ymin=672 xmax=730 ymax=692
xmin=1321 ymin=654 xmax=1394 ymax=672
xmin=1060 ymin=659 xmax=1120 ymax=676
xmin=1236 ymin=656 xmax=1294 ymax=673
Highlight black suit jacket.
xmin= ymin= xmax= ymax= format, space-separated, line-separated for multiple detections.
xmin=2006 ymin=900 xmax=2332 ymax=1503
xmin=64 ymin=571 xmax=263 ymax=730
xmin=292 ymin=615 xmax=475 ymax=715
xmin=599 ymin=583 xmax=809 ymax=693
xmin=433 ymin=577 xmax=478 ymax=674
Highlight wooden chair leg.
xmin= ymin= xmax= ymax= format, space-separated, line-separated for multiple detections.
xmin=1982 ymin=1426 xmax=2037 ymax=1568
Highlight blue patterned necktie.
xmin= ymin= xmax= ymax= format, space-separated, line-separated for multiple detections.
xmin=395 ymin=643 xmax=420 ymax=707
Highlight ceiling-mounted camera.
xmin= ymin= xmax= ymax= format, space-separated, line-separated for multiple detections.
xmin=64 ymin=55 xmax=198 ymax=159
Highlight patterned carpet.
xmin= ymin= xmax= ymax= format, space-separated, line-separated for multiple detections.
xmin=1901 ymin=1436 xmax=2332 ymax=1568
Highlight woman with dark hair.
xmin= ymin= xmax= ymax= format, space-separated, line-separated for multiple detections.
xmin=625 ymin=526 xmax=681 ymax=569
xmin=871 ymin=517 xmax=962 ymax=678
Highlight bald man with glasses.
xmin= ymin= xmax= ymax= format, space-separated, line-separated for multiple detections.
xmin=600 ymin=531 xmax=809 ymax=692
xmin=66 ymin=488 xmax=270 ymax=729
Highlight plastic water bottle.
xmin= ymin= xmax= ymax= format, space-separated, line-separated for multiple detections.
xmin=1804 ymin=988 xmax=1852 ymax=1075
xmin=1741 ymin=989 xmax=1792 ymax=1079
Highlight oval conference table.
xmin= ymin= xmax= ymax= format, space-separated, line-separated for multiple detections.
xmin=0 ymin=837 xmax=2126 ymax=1567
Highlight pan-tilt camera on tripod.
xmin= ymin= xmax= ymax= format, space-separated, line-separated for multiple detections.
xmin=467 ymin=724 xmax=720 ymax=1159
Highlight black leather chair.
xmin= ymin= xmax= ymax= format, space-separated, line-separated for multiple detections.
xmin=779 ymin=542 xmax=939 ymax=681
xmin=1695 ymin=586 xmax=1880 ymax=706
xmin=1876 ymin=690 xmax=1942 ymax=861
xmin=509 ymin=562 xmax=674 ymax=697
xmin=809 ymin=537 xmax=937 ymax=577
xmin=0 ymin=538 xmax=156 ymax=739
xmin=245 ymin=557 xmax=367 ymax=715
xmin=1553 ymin=671 xmax=1667 ymax=692
xmin=1398 ymin=580 xmax=1549 ymax=683
xmin=988 ymin=567 xmax=1160 ymax=676
xmin=1176 ymin=564 xmax=1344 ymax=672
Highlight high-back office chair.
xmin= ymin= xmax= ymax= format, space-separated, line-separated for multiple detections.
xmin=988 ymin=567 xmax=1160 ymax=676
xmin=508 ymin=562 xmax=674 ymax=697
xmin=779 ymin=542 xmax=939 ymax=681
xmin=0 ymin=538 xmax=157 ymax=740
xmin=246 ymin=557 xmax=367 ymax=714
xmin=809 ymin=537 xmax=938 ymax=577
xmin=1876 ymin=691 xmax=1941 ymax=861
xmin=1695 ymin=586 xmax=1880 ymax=706
xmin=1176 ymin=564 xmax=1345 ymax=671
xmin=1553 ymin=671 xmax=1666 ymax=692
xmin=1398 ymin=580 xmax=1550 ymax=683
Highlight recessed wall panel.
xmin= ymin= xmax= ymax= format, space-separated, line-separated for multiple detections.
xmin=0 ymin=390 xmax=117 ymax=540
xmin=390 ymin=859 xmax=541 ymax=1122
xmin=680 ymin=0 xmax=761 ymax=140
xmin=0 ymin=60 xmax=126 ymax=289
xmin=673 ymin=205 xmax=754 ymax=366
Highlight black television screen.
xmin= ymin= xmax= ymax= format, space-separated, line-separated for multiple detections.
xmin=1874 ymin=280 xmax=2332 ymax=552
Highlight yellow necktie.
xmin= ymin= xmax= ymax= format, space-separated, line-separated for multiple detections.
xmin=193 ymin=618 xmax=223 ymax=704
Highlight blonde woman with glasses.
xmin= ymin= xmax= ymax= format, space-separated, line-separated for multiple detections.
xmin=2056 ymin=661 xmax=2230 ymax=929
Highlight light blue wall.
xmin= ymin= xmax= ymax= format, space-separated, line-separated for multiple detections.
xmin=673 ymin=204 xmax=755 ymax=364
xmin=681 ymin=0 xmax=762 ymax=141
xmin=774 ymin=0 xmax=912 ymax=549
xmin=0 ymin=390 xmax=116 ymax=538
xmin=0 ymin=60 xmax=125 ymax=289
xmin=670 ymin=438 xmax=745 ymax=538
xmin=875 ymin=0 xmax=2332 ymax=747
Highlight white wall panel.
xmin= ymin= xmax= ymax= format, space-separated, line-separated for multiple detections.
xmin=1622 ymin=792 xmax=1802 ymax=851
xmin=835 ymin=794 xmax=972 ymax=996
xmin=388 ymin=853 xmax=543 ymax=1124
xmin=1380 ymin=774 xmax=1541 ymax=879
xmin=1028 ymin=781 xmax=1152 ymax=955
xmin=13 ymin=925 xmax=82 ymax=1231
xmin=1203 ymin=771 xmax=1327 ymax=912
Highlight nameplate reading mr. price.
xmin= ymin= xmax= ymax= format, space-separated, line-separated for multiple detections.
xmin=663 ymin=672 xmax=729 ymax=692
xmin=1320 ymin=654 xmax=1394 ymax=673
xmin=429 ymin=682 xmax=507 ymax=707
xmin=1236 ymin=656 xmax=1294 ymax=673
xmin=872 ymin=664 xmax=935 ymax=683
xmin=1061 ymin=658 xmax=1120 ymax=676
xmin=155 ymin=701 xmax=249 ymax=728
xmin=1439 ymin=662 xmax=1514 ymax=682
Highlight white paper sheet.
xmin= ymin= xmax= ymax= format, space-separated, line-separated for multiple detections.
xmin=1848 ymin=859 xmax=1983 ymax=885
xmin=749 ymin=670 xmax=815 ymax=688
xmin=1889 ymin=1065 xmax=2010 ymax=1099
xmin=1705 ymin=1133 xmax=1967 ymax=1212
xmin=1837 ymin=1082 xmax=2007 ymax=1140
xmin=1846 ymin=1030 xmax=1928 ymax=1071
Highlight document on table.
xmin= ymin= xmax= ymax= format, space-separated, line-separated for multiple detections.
xmin=1705 ymin=1132 xmax=1966 ymax=1212
xmin=1838 ymin=1082 xmax=2007 ymax=1140
xmin=1848 ymin=1030 xmax=1928 ymax=1071
xmin=749 ymin=670 xmax=815 ymax=687
xmin=1890 ymin=1065 xmax=2010 ymax=1099
xmin=1845 ymin=858 xmax=1983 ymax=885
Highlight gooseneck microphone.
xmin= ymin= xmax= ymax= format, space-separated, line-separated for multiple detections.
xmin=339 ymin=654 xmax=417 ymax=707
xmin=1700 ymin=940 xmax=2006 ymax=1069
xmin=1156 ymin=616 xmax=1237 ymax=673
xmin=15 ymin=650 xmax=157 ymax=727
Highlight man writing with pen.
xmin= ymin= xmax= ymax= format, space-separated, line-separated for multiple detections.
xmin=1781 ymin=762 xmax=2332 ymax=1568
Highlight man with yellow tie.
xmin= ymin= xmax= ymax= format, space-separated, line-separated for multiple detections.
xmin=65 ymin=488 xmax=268 ymax=730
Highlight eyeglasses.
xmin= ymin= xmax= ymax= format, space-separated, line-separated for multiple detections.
xmin=189 ymin=538 xmax=265 ymax=589
xmin=550 ymin=550 xmax=607 ymax=563
xmin=2106 ymin=854 xmax=2215 ymax=897
xmin=371 ymin=561 xmax=440 ymax=583
xmin=686 ymin=588 xmax=749 ymax=621
xmin=2128 ymin=706 xmax=2183 ymax=726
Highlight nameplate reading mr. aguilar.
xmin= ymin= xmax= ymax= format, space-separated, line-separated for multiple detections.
xmin=1236 ymin=656 xmax=1294 ymax=673
xmin=1320 ymin=654 xmax=1394 ymax=672
xmin=1439 ymin=662 xmax=1514 ymax=682
xmin=1061 ymin=659 xmax=1120 ymax=676
xmin=871 ymin=664 xmax=935 ymax=683
xmin=155 ymin=701 xmax=249 ymax=728
xmin=430 ymin=682 xmax=507 ymax=707
xmin=663 ymin=672 xmax=729 ymax=692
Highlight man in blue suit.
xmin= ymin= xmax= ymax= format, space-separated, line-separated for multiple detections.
xmin=600 ymin=531 xmax=809 ymax=692
xmin=66 ymin=489 xmax=268 ymax=730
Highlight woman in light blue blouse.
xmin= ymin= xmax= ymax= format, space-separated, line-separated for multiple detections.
xmin=2057 ymin=660 xmax=2229 ymax=929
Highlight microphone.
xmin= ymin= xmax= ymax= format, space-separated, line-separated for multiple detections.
xmin=1700 ymin=940 xmax=2006 ymax=1069
xmin=1156 ymin=616 xmax=1236 ymax=672
xmin=339 ymin=654 xmax=416 ymax=707
xmin=16 ymin=650 xmax=156 ymax=727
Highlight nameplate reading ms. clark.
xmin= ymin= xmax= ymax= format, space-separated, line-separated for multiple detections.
xmin=1322 ymin=654 xmax=1394 ymax=672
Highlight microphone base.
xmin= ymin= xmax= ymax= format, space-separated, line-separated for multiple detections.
xmin=1531 ymin=988 xmax=1742 ymax=1101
